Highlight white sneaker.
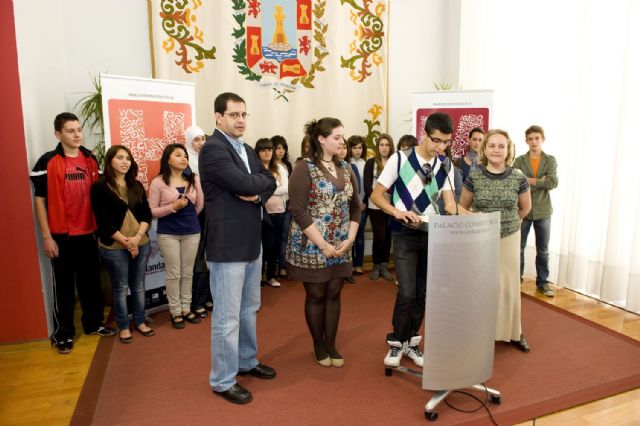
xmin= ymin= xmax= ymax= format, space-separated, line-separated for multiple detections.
xmin=404 ymin=335 xmax=424 ymax=367
xmin=384 ymin=340 xmax=404 ymax=367
xmin=268 ymin=278 xmax=281 ymax=288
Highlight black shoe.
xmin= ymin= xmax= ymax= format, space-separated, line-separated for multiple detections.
xmin=51 ymin=338 xmax=73 ymax=354
xmin=512 ymin=334 xmax=530 ymax=353
xmin=195 ymin=308 xmax=208 ymax=319
xmin=119 ymin=330 xmax=133 ymax=344
xmin=237 ymin=363 xmax=276 ymax=379
xmin=213 ymin=383 xmax=253 ymax=404
xmin=87 ymin=325 xmax=117 ymax=337
xmin=183 ymin=312 xmax=201 ymax=324
xmin=135 ymin=326 xmax=155 ymax=337
xmin=345 ymin=275 xmax=356 ymax=284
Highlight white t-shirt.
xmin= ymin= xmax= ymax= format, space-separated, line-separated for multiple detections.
xmin=376 ymin=150 xmax=454 ymax=214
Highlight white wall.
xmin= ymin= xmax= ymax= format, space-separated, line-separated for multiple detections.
xmin=14 ymin=0 xmax=152 ymax=333
xmin=387 ymin=0 xmax=451 ymax=139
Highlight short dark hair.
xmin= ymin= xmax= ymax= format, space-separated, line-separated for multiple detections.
xmin=347 ymin=135 xmax=367 ymax=160
xmin=468 ymin=127 xmax=485 ymax=138
xmin=525 ymin=125 xmax=545 ymax=139
xmin=214 ymin=92 xmax=245 ymax=115
xmin=54 ymin=112 xmax=80 ymax=132
xmin=397 ymin=134 xmax=418 ymax=151
xmin=424 ymin=112 xmax=453 ymax=135
xmin=254 ymin=138 xmax=274 ymax=152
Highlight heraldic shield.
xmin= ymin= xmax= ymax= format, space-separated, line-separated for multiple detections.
xmin=245 ymin=0 xmax=313 ymax=80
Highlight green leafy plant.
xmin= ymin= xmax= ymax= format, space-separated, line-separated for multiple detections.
xmin=433 ymin=81 xmax=463 ymax=91
xmin=74 ymin=75 xmax=105 ymax=167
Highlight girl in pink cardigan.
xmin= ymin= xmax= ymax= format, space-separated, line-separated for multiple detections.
xmin=149 ymin=144 xmax=204 ymax=329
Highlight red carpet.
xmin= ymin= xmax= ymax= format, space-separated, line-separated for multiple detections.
xmin=72 ymin=277 xmax=640 ymax=425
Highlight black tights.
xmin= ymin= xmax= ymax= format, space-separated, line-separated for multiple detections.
xmin=303 ymin=279 xmax=344 ymax=359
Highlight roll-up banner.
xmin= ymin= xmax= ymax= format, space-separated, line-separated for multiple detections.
xmin=412 ymin=90 xmax=493 ymax=159
xmin=101 ymin=74 xmax=196 ymax=309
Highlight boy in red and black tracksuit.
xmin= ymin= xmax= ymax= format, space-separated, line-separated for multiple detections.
xmin=30 ymin=112 xmax=115 ymax=354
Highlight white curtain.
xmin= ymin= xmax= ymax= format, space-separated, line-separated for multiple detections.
xmin=460 ymin=0 xmax=640 ymax=312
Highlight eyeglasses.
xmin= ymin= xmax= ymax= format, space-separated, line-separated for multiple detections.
xmin=427 ymin=134 xmax=451 ymax=145
xmin=224 ymin=112 xmax=250 ymax=120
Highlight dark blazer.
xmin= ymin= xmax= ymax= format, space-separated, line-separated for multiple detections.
xmin=90 ymin=177 xmax=152 ymax=246
xmin=199 ymin=129 xmax=276 ymax=262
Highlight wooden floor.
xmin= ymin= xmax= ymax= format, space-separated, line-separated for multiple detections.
xmin=1 ymin=279 xmax=639 ymax=426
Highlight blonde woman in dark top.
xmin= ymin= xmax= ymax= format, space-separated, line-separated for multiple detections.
xmin=91 ymin=145 xmax=154 ymax=344
xmin=286 ymin=118 xmax=360 ymax=367
xmin=460 ymin=129 xmax=532 ymax=352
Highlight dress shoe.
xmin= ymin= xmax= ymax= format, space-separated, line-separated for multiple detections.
xmin=135 ymin=326 xmax=155 ymax=337
xmin=237 ymin=363 xmax=276 ymax=379
xmin=330 ymin=357 xmax=344 ymax=367
xmin=313 ymin=350 xmax=331 ymax=367
xmin=213 ymin=383 xmax=253 ymax=404
xmin=513 ymin=334 xmax=530 ymax=353
xmin=119 ymin=330 xmax=133 ymax=344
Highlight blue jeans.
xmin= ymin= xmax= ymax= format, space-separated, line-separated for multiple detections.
xmin=208 ymin=252 xmax=262 ymax=392
xmin=352 ymin=209 xmax=368 ymax=268
xmin=520 ymin=217 xmax=551 ymax=287
xmin=99 ymin=244 xmax=150 ymax=330
xmin=388 ymin=228 xmax=428 ymax=342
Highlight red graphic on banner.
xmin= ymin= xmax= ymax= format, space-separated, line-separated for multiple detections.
xmin=108 ymin=99 xmax=192 ymax=189
xmin=416 ymin=108 xmax=488 ymax=159
xmin=246 ymin=26 xmax=263 ymax=69
xmin=297 ymin=0 xmax=312 ymax=30
xmin=280 ymin=59 xmax=306 ymax=78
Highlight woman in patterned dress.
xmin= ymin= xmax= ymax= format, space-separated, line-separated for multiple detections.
xmin=460 ymin=129 xmax=532 ymax=352
xmin=286 ymin=118 xmax=360 ymax=367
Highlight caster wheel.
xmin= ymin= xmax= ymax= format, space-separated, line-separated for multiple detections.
xmin=425 ymin=411 xmax=438 ymax=421
xmin=490 ymin=395 xmax=501 ymax=404
xmin=384 ymin=368 xmax=393 ymax=377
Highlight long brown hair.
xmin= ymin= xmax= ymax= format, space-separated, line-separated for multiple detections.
xmin=103 ymin=145 xmax=143 ymax=205
xmin=374 ymin=133 xmax=394 ymax=175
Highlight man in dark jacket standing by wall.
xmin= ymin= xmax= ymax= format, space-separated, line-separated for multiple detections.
xmin=199 ymin=93 xmax=276 ymax=404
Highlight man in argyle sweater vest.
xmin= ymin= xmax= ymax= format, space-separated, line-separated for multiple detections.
xmin=370 ymin=112 xmax=470 ymax=368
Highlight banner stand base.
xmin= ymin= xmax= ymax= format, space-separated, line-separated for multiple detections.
xmin=384 ymin=367 xmax=501 ymax=422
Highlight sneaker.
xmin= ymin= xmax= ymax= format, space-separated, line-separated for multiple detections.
xmin=384 ymin=340 xmax=404 ymax=367
xmin=268 ymin=278 xmax=281 ymax=288
xmin=51 ymin=337 xmax=73 ymax=354
xmin=536 ymin=283 xmax=555 ymax=297
xmin=87 ymin=325 xmax=117 ymax=337
xmin=345 ymin=275 xmax=356 ymax=284
xmin=404 ymin=335 xmax=424 ymax=367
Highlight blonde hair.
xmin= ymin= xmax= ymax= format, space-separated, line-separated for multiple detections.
xmin=479 ymin=129 xmax=516 ymax=167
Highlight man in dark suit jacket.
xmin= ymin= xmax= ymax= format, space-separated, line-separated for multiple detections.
xmin=199 ymin=92 xmax=277 ymax=405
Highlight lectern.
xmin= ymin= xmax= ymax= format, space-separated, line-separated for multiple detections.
xmin=384 ymin=212 xmax=502 ymax=421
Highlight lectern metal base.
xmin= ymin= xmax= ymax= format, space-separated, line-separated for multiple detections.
xmin=384 ymin=366 xmax=501 ymax=422
xmin=424 ymin=385 xmax=501 ymax=421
